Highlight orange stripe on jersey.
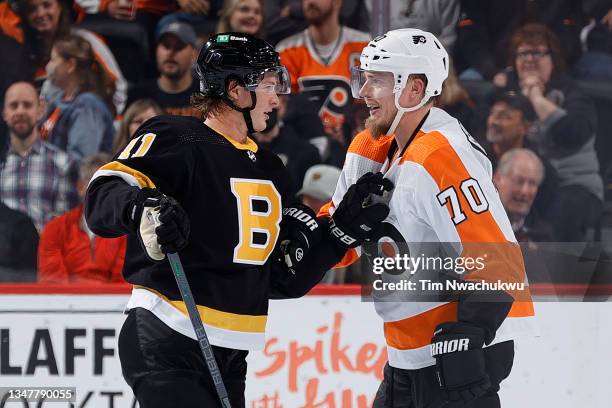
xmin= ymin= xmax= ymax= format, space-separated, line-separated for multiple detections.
xmin=385 ymin=303 xmax=458 ymax=350
xmin=402 ymin=131 xmax=529 ymax=301
xmin=508 ymin=301 xmax=535 ymax=317
xmin=318 ymin=201 xmax=334 ymax=218
xmin=348 ymin=129 xmax=394 ymax=164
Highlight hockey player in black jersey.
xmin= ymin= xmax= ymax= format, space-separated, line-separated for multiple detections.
xmin=84 ymin=33 xmax=393 ymax=408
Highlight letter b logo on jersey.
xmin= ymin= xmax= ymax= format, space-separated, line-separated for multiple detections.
xmin=231 ymin=178 xmax=282 ymax=265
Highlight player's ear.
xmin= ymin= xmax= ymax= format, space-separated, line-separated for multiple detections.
xmin=408 ymin=76 xmax=426 ymax=98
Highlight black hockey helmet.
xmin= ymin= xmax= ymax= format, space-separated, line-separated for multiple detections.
xmin=196 ymin=32 xmax=291 ymax=133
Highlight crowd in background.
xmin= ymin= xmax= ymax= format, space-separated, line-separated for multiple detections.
xmin=1 ymin=0 xmax=612 ymax=284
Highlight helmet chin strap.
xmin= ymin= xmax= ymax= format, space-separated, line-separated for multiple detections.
xmin=386 ymin=91 xmax=432 ymax=135
xmin=223 ymin=90 xmax=258 ymax=135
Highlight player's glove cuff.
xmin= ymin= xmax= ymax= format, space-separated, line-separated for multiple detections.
xmin=278 ymin=204 xmax=322 ymax=272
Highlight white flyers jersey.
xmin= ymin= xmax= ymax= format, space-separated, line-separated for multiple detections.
xmin=320 ymin=107 xmax=537 ymax=369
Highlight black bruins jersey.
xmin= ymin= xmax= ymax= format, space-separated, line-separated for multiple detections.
xmin=85 ymin=115 xmax=338 ymax=350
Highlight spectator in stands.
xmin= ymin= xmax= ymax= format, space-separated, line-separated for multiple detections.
xmin=155 ymin=0 xmax=221 ymax=39
xmin=0 ymin=81 xmax=78 ymax=232
xmin=0 ymin=201 xmax=38 ymax=282
xmin=113 ymin=99 xmax=163 ymax=154
xmin=276 ymin=0 xmax=370 ymax=144
xmin=38 ymin=152 xmax=127 ymax=283
xmin=253 ymin=108 xmax=321 ymax=194
xmin=0 ymin=32 xmax=31 ymax=164
xmin=128 ymin=22 xmax=200 ymax=117
xmin=17 ymin=0 xmax=128 ymax=112
xmin=485 ymin=90 xmax=558 ymax=219
xmin=494 ymin=148 xmax=554 ymax=242
xmin=283 ymin=93 xmax=345 ymax=168
xmin=264 ymin=0 xmax=369 ymax=46
xmin=575 ymin=1 xmax=612 ymax=81
xmin=499 ymin=23 xmax=603 ymax=242
xmin=297 ymin=163 xmax=340 ymax=214
xmin=39 ymin=34 xmax=115 ymax=160
xmin=366 ymin=0 xmax=460 ymax=54
xmin=455 ymin=0 xmax=583 ymax=81
xmin=583 ymin=0 xmax=612 ymax=29
xmin=216 ymin=0 xmax=264 ymax=36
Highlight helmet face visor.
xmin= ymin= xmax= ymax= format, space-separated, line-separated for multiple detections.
xmin=350 ymin=66 xmax=396 ymax=99
xmin=245 ymin=66 xmax=292 ymax=95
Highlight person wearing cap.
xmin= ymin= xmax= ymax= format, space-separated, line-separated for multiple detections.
xmin=298 ymin=164 xmax=341 ymax=214
xmin=127 ymin=21 xmax=200 ymax=117
xmin=485 ymin=90 xmax=558 ymax=221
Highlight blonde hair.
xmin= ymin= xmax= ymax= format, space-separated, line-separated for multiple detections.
xmin=216 ymin=0 xmax=265 ymax=36
xmin=113 ymin=99 xmax=163 ymax=154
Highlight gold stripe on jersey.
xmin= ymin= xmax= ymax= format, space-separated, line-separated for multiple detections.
xmin=215 ymin=129 xmax=259 ymax=153
xmin=96 ymin=161 xmax=156 ymax=189
xmin=136 ymin=285 xmax=267 ymax=333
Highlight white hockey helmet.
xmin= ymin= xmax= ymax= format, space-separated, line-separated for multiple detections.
xmin=351 ymin=29 xmax=449 ymax=133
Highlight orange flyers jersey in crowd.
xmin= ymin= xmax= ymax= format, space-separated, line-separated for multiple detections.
xmin=319 ymin=107 xmax=537 ymax=370
xmin=276 ymin=27 xmax=369 ymax=131
xmin=0 ymin=2 xmax=23 ymax=43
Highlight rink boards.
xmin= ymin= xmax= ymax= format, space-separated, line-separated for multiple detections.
xmin=0 ymin=286 xmax=610 ymax=407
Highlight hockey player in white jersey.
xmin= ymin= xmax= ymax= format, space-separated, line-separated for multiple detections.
xmin=319 ymin=29 xmax=537 ymax=407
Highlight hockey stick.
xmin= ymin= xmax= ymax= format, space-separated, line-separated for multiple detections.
xmin=150 ymin=210 xmax=232 ymax=408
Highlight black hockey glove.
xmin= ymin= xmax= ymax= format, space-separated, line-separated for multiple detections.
xmin=329 ymin=172 xmax=393 ymax=249
xmin=129 ymin=188 xmax=190 ymax=261
xmin=431 ymin=321 xmax=491 ymax=407
xmin=278 ymin=204 xmax=322 ymax=273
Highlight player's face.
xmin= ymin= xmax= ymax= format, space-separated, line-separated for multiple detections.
xmin=229 ymin=0 xmax=263 ymax=35
xmin=495 ymin=159 xmax=541 ymax=216
xmin=359 ymin=71 xmax=396 ymax=138
xmin=156 ymin=35 xmax=196 ymax=81
xmin=26 ymin=0 xmax=62 ymax=34
xmin=250 ymin=73 xmax=281 ymax=132
xmin=2 ymin=83 xmax=44 ymax=140
xmin=486 ymin=102 xmax=528 ymax=145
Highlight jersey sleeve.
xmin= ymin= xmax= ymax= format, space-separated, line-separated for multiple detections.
xmin=92 ymin=116 xmax=194 ymax=194
xmin=85 ymin=116 xmax=194 ymax=237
